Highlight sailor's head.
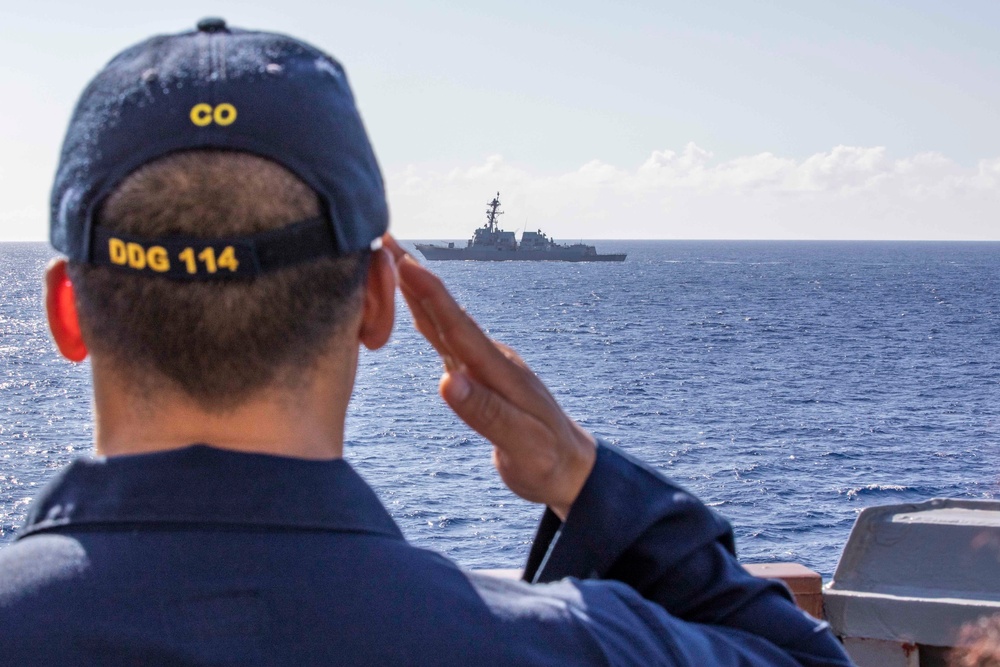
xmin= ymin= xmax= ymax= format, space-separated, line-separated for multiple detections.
xmin=46 ymin=19 xmax=395 ymax=408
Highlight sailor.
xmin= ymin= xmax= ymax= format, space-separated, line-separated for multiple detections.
xmin=0 ymin=20 xmax=852 ymax=666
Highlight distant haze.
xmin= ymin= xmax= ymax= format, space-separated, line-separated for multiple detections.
xmin=390 ymin=146 xmax=1000 ymax=241
xmin=2 ymin=1 xmax=998 ymax=241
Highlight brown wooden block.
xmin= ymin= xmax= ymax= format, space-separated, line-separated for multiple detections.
xmin=744 ymin=562 xmax=824 ymax=620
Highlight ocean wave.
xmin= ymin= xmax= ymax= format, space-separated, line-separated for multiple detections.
xmin=3 ymin=240 xmax=1000 ymax=581
xmin=841 ymin=484 xmax=912 ymax=500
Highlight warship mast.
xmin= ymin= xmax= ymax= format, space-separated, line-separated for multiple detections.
xmin=485 ymin=192 xmax=503 ymax=234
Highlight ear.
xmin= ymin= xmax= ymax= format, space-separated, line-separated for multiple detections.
xmin=44 ymin=259 xmax=88 ymax=362
xmin=359 ymin=247 xmax=396 ymax=351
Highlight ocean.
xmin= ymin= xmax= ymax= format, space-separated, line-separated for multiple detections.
xmin=1 ymin=240 xmax=998 ymax=578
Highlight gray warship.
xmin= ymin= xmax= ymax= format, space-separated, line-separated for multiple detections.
xmin=414 ymin=194 xmax=626 ymax=262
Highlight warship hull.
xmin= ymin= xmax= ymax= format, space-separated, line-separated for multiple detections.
xmin=415 ymin=245 xmax=626 ymax=262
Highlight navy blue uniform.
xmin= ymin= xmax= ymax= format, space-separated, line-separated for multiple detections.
xmin=0 ymin=442 xmax=852 ymax=665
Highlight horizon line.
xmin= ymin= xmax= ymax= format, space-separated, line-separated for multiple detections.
xmin=5 ymin=238 xmax=1000 ymax=245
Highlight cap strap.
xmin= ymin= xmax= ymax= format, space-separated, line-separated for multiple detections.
xmin=90 ymin=217 xmax=347 ymax=279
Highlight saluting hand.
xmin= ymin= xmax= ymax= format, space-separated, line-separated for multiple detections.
xmin=384 ymin=236 xmax=596 ymax=521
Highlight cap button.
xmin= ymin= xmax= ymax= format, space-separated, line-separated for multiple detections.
xmin=197 ymin=17 xmax=228 ymax=33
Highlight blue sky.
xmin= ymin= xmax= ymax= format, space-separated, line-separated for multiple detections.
xmin=2 ymin=0 xmax=999 ymax=240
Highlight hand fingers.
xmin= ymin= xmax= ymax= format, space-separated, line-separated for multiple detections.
xmin=391 ymin=253 xmax=499 ymax=372
xmin=382 ymin=237 xmax=459 ymax=368
xmin=439 ymin=371 xmax=556 ymax=498
xmin=488 ymin=341 xmax=563 ymax=415
xmin=397 ymin=281 xmax=459 ymax=370
xmin=394 ymin=256 xmax=537 ymax=406
xmin=384 ymin=235 xmax=597 ymax=517
xmin=382 ymin=234 xmax=408 ymax=263
xmin=441 ymin=369 xmax=596 ymax=514
xmin=386 ymin=237 xmax=559 ymax=419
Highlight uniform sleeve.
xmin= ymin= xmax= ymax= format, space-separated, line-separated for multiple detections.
xmin=522 ymin=441 xmax=853 ymax=666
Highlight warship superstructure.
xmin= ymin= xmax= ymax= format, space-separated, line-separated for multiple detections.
xmin=414 ymin=194 xmax=626 ymax=262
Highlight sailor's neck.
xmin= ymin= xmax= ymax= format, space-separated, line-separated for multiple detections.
xmin=89 ymin=352 xmax=357 ymax=461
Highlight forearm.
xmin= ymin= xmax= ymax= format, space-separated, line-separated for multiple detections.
xmin=524 ymin=441 xmax=851 ymax=664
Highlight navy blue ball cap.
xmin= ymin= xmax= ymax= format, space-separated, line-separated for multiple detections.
xmin=51 ymin=18 xmax=387 ymax=278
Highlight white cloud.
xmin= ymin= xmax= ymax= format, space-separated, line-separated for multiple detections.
xmin=0 ymin=206 xmax=48 ymax=242
xmin=387 ymin=144 xmax=1000 ymax=240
